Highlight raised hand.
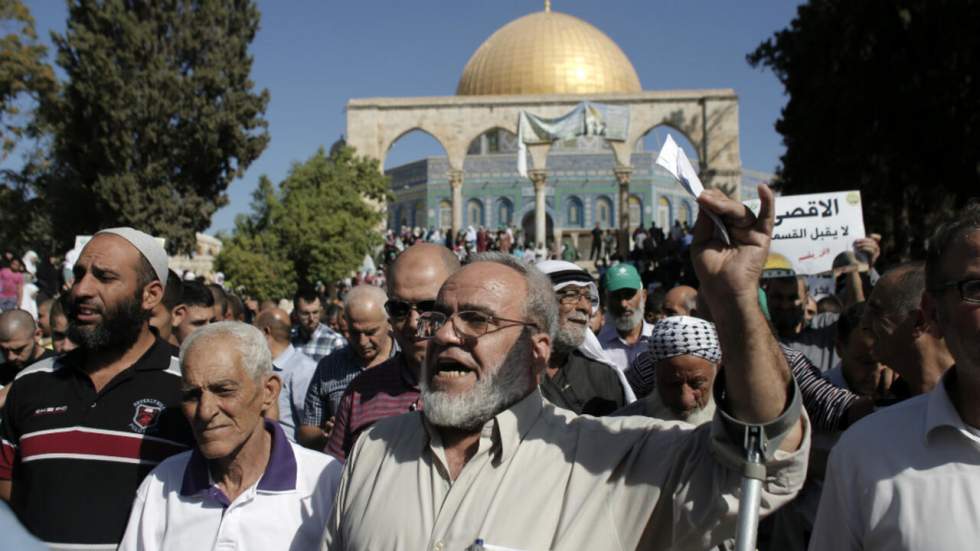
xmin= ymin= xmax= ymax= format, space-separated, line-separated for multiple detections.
xmin=691 ymin=184 xmax=775 ymax=303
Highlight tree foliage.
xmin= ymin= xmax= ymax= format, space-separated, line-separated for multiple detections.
xmin=217 ymin=145 xmax=391 ymax=300
xmin=748 ymin=0 xmax=980 ymax=261
xmin=0 ymin=0 xmax=57 ymax=157
xmin=0 ymin=0 xmax=58 ymax=254
xmin=43 ymin=0 xmax=269 ymax=254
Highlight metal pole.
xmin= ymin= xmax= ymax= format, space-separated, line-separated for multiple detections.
xmin=734 ymin=426 xmax=765 ymax=551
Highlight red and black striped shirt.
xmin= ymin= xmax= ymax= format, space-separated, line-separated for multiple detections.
xmin=326 ymin=352 xmax=422 ymax=460
xmin=0 ymin=338 xmax=193 ymax=550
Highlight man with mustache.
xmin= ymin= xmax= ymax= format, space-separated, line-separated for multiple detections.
xmin=324 ymin=186 xmax=809 ymax=550
xmin=598 ymin=263 xmax=653 ymax=372
xmin=298 ymin=285 xmax=395 ymax=450
xmin=0 ymin=228 xmax=194 ymax=550
xmin=536 ymin=260 xmax=626 ymax=416
xmin=324 ymin=243 xmax=459 ymax=459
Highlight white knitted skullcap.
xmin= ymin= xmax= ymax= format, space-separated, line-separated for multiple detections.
xmin=95 ymin=227 xmax=169 ymax=285
xmin=649 ymin=316 xmax=721 ymax=365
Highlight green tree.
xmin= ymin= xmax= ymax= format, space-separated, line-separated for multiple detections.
xmin=748 ymin=0 xmax=980 ymax=261
xmin=217 ymin=145 xmax=391 ymax=299
xmin=0 ymin=0 xmax=57 ymax=158
xmin=44 ymin=0 xmax=269 ymax=254
xmin=0 ymin=0 xmax=59 ymax=254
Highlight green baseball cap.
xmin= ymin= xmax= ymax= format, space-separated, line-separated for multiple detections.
xmin=605 ymin=263 xmax=642 ymax=292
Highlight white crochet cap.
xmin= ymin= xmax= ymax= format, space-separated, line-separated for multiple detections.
xmin=95 ymin=227 xmax=169 ymax=285
xmin=649 ymin=315 xmax=721 ymax=365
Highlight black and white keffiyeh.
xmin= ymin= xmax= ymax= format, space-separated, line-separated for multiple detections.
xmin=648 ymin=316 xmax=721 ymax=365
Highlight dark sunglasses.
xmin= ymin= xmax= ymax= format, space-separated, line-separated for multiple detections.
xmin=384 ymin=299 xmax=437 ymax=319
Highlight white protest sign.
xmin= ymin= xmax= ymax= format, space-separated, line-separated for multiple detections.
xmin=655 ymin=135 xmax=730 ymax=245
xmin=746 ymin=190 xmax=865 ymax=275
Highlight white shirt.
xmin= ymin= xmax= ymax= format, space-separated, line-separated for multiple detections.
xmin=119 ymin=421 xmax=342 ymax=551
xmin=810 ymin=368 xmax=980 ymax=550
xmin=597 ymin=320 xmax=654 ymax=371
xmin=273 ymin=345 xmax=318 ymax=442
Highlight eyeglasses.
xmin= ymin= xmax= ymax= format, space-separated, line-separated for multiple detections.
xmin=385 ymin=299 xmax=437 ymax=320
xmin=416 ymin=310 xmax=537 ymax=340
xmin=931 ymin=279 xmax=980 ymax=304
xmin=555 ymin=288 xmax=598 ymax=308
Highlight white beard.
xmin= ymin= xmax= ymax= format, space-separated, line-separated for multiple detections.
xmin=422 ymin=334 xmax=535 ymax=431
xmin=645 ymin=390 xmax=716 ymax=426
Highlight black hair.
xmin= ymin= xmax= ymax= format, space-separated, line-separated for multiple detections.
xmin=206 ymin=284 xmax=228 ymax=317
xmin=293 ymin=285 xmax=319 ymax=308
xmin=180 ymin=280 xmax=215 ymax=308
xmin=836 ymin=301 xmax=867 ymax=344
xmin=162 ymin=269 xmax=182 ymax=309
xmin=926 ymin=202 xmax=980 ymax=293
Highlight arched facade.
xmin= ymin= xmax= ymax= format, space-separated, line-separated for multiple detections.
xmin=350 ymin=90 xmax=740 ymax=249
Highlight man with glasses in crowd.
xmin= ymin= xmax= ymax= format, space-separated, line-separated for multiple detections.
xmin=325 ymin=186 xmax=809 ymax=550
xmin=812 ymin=204 xmax=980 ymax=550
xmin=325 ymin=243 xmax=460 ymax=459
xmin=536 ymin=260 xmax=626 ymax=416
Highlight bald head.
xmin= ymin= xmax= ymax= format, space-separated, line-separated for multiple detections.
xmin=0 ymin=309 xmax=36 ymax=341
xmin=344 ymin=285 xmax=388 ymax=323
xmin=663 ymin=286 xmax=698 ymax=318
xmin=254 ymin=307 xmax=292 ymax=343
xmin=0 ymin=309 xmax=42 ymax=370
xmin=388 ymin=243 xmax=460 ymax=292
xmin=872 ymin=263 xmax=926 ymax=318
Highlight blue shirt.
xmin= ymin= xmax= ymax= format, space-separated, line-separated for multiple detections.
xmin=272 ymin=345 xmax=318 ymax=442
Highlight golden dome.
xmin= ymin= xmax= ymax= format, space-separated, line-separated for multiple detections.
xmin=456 ymin=10 xmax=642 ymax=96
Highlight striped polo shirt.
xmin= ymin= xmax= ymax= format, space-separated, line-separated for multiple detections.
xmin=326 ymin=352 xmax=422 ymax=460
xmin=0 ymin=338 xmax=194 ymax=550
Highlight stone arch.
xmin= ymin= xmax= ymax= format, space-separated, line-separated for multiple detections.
xmin=381 ymin=127 xmax=450 ymax=170
xmin=635 ymin=123 xmax=701 ymax=162
xmin=464 ymin=127 xmax=519 ymax=156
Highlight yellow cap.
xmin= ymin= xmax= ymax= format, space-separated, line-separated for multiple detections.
xmin=761 ymin=253 xmax=796 ymax=279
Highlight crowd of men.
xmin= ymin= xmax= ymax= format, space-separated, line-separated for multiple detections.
xmin=0 ymin=188 xmax=978 ymax=550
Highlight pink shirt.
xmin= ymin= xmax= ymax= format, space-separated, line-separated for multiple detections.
xmin=0 ymin=268 xmax=22 ymax=299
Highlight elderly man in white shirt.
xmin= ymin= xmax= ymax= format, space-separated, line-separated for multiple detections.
xmin=325 ymin=186 xmax=810 ymax=551
xmin=120 ymin=322 xmax=342 ymax=551
xmin=811 ymin=205 xmax=980 ymax=550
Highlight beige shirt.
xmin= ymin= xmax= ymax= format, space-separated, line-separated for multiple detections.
xmin=324 ymin=389 xmax=810 ymax=551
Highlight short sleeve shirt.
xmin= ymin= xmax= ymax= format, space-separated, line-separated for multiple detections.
xmin=0 ymin=339 xmax=194 ymax=550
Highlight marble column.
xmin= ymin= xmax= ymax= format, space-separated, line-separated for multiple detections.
xmin=614 ymin=167 xmax=633 ymax=255
xmin=529 ymin=169 xmax=548 ymax=251
xmin=449 ymin=169 xmax=463 ymax=237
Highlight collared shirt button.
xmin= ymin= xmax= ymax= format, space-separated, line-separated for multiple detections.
xmin=434 ymin=541 xmax=444 ymax=551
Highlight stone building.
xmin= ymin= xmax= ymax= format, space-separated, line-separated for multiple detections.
xmin=348 ymin=6 xmax=763 ymax=251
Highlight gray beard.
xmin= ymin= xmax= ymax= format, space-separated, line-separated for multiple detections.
xmin=553 ymin=321 xmax=586 ymax=355
xmin=613 ymin=303 xmax=645 ymax=333
xmin=421 ymin=334 xmax=535 ymax=431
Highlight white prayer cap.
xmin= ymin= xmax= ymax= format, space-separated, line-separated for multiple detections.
xmin=94 ymin=227 xmax=168 ymax=285
xmin=649 ymin=316 xmax=721 ymax=366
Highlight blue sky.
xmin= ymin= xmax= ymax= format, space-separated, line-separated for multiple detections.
xmin=25 ymin=0 xmax=802 ymax=234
